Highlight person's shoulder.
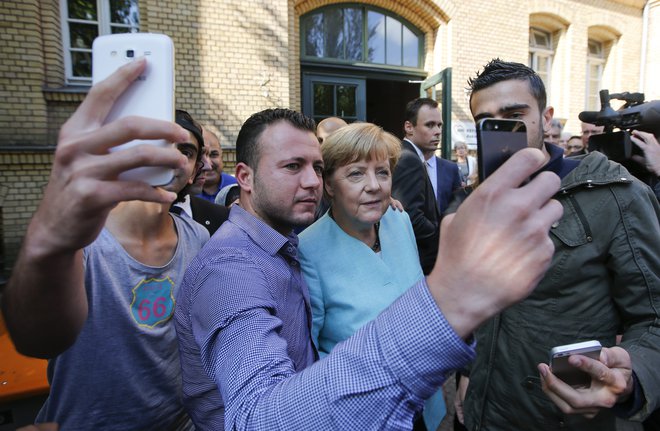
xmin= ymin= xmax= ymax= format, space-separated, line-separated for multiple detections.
xmin=83 ymin=228 xmax=113 ymax=257
xmin=173 ymin=212 xmax=210 ymax=245
xmin=221 ymin=173 xmax=238 ymax=186
xmin=299 ymin=213 xmax=334 ymax=246
xmin=570 ymin=152 xmax=640 ymax=189
xmin=399 ymin=141 xmax=417 ymax=155
xmin=190 ymin=195 xmax=230 ymax=217
xmin=437 ymin=156 xmax=457 ymax=166
xmin=383 ymin=206 xmax=409 ymax=221
xmin=437 ymin=157 xmax=459 ymax=172
xmin=567 ymin=153 xmax=658 ymax=213
xmin=395 ymin=143 xmax=423 ymax=169
xmin=382 ymin=207 xmax=413 ymax=230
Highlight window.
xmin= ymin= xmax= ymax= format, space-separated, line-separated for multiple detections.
xmin=61 ymin=0 xmax=140 ymax=84
xmin=585 ymin=40 xmax=605 ymax=110
xmin=301 ymin=6 xmax=422 ymax=69
xmin=529 ymin=28 xmax=553 ymax=95
xmin=303 ymin=75 xmax=366 ymax=124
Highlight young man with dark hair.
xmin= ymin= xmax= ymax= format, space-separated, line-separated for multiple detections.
xmin=456 ymin=59 xmax=660 ymax=431
xmin=1 ymin=61 xmax=209 ymax=430
xmin=170 ymin=115 xmax=230 ymax=235
xmin=174 ymin=106 xmax=564 ymax=430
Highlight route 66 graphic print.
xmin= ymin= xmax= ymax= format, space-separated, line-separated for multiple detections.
xmin=130 ymin=276 xmax=175 ymax=328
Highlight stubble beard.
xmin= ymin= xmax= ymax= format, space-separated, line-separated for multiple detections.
xmin=252 ymin=173 xmax=315 ymax=233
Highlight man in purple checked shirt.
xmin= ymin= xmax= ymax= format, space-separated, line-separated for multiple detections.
xmin=174 ymin=108 xmax=563 ymax=430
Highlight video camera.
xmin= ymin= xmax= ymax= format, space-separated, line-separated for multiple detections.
xmin=579 ymin=90 xmax=660 ymax=165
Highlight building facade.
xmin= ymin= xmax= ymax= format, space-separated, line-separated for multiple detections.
xmin=0 ymin=0 xmax=658 ymax=272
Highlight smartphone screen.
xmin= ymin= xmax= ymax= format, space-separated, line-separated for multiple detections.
xmin=476 ymin=119 xmax=527 ymax=182
xmin=92 ymin=33 xmax=175 ymax=186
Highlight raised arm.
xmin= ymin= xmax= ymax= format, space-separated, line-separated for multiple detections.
xmin=193 ymin=148 xmax=562 ymax=430
xmin=1 ymin=59 xmax=188 ymax=358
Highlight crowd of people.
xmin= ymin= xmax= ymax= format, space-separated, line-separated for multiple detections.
xmin=2 ymin=56 xmax=660 ymax=431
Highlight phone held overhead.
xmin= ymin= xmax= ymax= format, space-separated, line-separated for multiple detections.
xmin=92 ymin=33 xmax=176 ymax=186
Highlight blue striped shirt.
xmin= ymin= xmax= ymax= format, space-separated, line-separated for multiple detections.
xmin=175 ymin=205 xmax=475 ymax=430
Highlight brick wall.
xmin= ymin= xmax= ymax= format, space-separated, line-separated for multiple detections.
xmin=0 ymin=1 xmax=49 ymax=146
xmin=0 ymin=151 xmax=54 ymax=269
xmin=140 ymin=0 xmax=296 ymax=149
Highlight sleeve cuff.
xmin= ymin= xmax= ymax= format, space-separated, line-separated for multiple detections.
xmin=375 ymin=278 xmax=476 ymax=398
xmin=612 ymin=371 xmax=645 ymax=418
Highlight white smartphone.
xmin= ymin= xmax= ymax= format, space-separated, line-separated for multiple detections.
xmin=92 ymin=33 xmax=175 ymax=186
xmin=549 ymin=340 xmax=602 ymax=387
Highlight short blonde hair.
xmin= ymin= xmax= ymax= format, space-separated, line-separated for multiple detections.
xmin=321 ymin=123 xmax=401 ymax=177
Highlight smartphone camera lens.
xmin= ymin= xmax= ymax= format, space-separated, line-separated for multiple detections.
xmin=126 ymin=49 xmax=135 ymax=58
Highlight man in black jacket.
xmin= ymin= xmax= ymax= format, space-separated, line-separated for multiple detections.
xmin=392 ymin=98 xmax=443 ymax=274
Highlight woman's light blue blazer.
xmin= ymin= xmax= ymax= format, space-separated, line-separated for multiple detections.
xmin=299 ymin=207 xmax=424 ymax=356
xmin=299 ymin=207 xmax=446 ymax=428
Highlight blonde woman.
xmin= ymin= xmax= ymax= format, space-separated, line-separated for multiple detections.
xmin=299 ymin=123 xmax=445 ymax=430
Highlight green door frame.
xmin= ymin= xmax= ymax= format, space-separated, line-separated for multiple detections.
xmin=419 ymin=67 xmax=452 ymax=159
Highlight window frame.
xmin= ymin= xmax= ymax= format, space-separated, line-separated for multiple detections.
xmin=585 ymin=39 xmax=605 ymax=110
xmin=529 ymin=27 xmax=554 ymax=96
xmin=60 ymin=0 xmax=140 ymax=85
xmin=300 ymin=4 xmax=424 ymax=71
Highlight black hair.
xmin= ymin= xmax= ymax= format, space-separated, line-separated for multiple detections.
xmin=173 ymin=109 xmax=204 ymax=203
xmin=236 ymin=108 xmax=316 ymax=169
xmin=404 ymin=98 xmax=439 ymax=126
xmin=467 ymin=59 xmax=547 ymax=111
xmin=175 ymin=109 xmax=204 ymax=163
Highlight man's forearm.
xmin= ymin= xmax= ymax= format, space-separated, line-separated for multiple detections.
xmin=218 ymin=280 xmax=473 ymax=431
xmin=2 ymin=235 xmax=87 ymax=358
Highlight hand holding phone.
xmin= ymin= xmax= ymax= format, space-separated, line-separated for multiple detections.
xmin=540 ymin=345 xmax=633 ymax=418
xmin=476 ymin=118 xmax=527 ymax=182
xmin=549 ymin=340 xmax=602 ymax=387
xmin=92 ymin=33 xmax=175 ymax=186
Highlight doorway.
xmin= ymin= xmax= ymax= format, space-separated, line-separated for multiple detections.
xmin=302 ymin=71 xmax=419 ymax=138
xmin=366 ymin=78 xmax=419 ymax=137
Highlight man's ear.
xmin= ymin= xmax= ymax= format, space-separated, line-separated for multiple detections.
xmin=403 ymin=120 xmax=414 ymax=136
xmin=235 ymin=162 xmax=253 ymax=193
xmin=542 ymin=106 xmax=554 ymax=132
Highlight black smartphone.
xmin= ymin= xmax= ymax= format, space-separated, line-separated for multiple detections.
xmin=476 ymin=118 xmax=527 ymax=182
